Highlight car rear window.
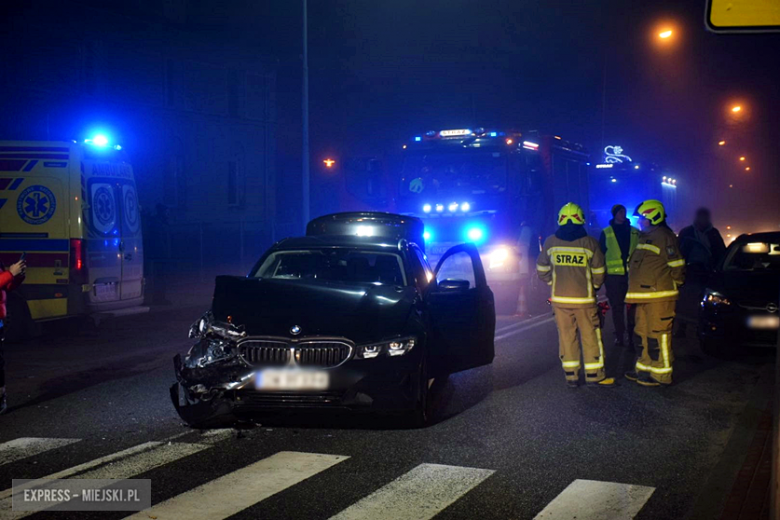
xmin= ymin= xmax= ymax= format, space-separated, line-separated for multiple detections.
xmin=254 ymin=249 xmax=407 ymax=286
xmin=724 ymin=242 xmax=780 ymax=271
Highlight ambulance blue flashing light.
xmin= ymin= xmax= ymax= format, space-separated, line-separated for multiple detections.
xmin=489 ymin=132 xmax=498 ymax=137
xmin=423 ymin=230 xmax=432 ymax=241
xmin=414 ymin=136 xmax=422 ymax=142
xmin=423 ymin=204 xmax=432 ymax=213
xmin=85 ymin=134 xmax=122 ymax=150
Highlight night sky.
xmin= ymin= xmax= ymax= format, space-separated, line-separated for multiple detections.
xmin=218 ymin=0 xmax=777 ymax=231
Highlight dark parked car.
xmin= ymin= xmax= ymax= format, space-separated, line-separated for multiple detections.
xmin=170 ymin=212 xmax=495 ymax=427
xmin=699 ymin=232 xmax=780 ymax=355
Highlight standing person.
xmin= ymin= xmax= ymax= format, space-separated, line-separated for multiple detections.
xmin=676 ymin=208 xmax=726 ymax=336
xmin=0 ymin=258 xmax=26 ymax=414
xmin=625 ymin=200 xmax=685 ymax=387
xmin=599 ymin=204 xmax=639 ymax=347
xmin=537 ymin=203 xmax=613 ymax=388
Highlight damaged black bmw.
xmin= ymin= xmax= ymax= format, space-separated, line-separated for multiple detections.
xmin=170 ymin=212 xmax=495 ymax=428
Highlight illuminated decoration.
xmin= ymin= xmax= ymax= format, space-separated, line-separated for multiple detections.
xmin=522 ymin=141 xmax=539 ymax=150
xmin=422 ymin=204 xmax=432 ymax=213
xmin=595 ymin=164 xmax=613 ymax=169
xmin=439 ymin=129 xmax=472 ymax=137
xmin=323 ymin=158 xmax=336 ymax=168
xmin=461 ymin=202 xmax=471 ymax=212
xmin=604 ymin=145 xmax=632 ymax=163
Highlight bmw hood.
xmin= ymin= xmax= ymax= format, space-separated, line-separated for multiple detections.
xmin=210 ymin=276 xmax=418 ymax=344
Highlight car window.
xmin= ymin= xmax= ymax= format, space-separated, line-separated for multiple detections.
xmin=411 ymin=245 xmax=434 ymax=288
xmin=723 ymin=242 xmax=780 ymax=271
xmin=436 ymin=250 xmax=476 ymax=288
xmin=254 ymin=249 xmax=407 ymax=285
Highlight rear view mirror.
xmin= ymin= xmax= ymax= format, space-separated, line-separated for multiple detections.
xmin=438 ymin=279 xmax=470 ymax=292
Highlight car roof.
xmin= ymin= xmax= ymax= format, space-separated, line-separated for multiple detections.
xmin=272 ymin=235 xmax=414 ymax=252
xmin=733 ymin=232 xmax=780 ymax=243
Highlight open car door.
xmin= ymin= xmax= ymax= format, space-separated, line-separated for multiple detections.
xmin=426 ymin=243 xmax=495 ymax=376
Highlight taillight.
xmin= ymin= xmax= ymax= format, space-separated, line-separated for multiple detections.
xmin=70 ymin=239 xmax=88 ymax=284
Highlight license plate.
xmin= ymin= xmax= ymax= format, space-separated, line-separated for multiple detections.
xmin=747 ymin=316 xmax=780 ymax=329
xmin=255 ymin=369 xmax=329 ymax=391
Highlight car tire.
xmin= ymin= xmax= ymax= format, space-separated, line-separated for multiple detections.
xmin=404 ymin=359 xmax=430 ymax=428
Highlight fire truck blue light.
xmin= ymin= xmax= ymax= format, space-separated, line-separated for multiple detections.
xmin=423 ymin=231 xmax=432 ymax=241
xmin=466 ymin=226 xmax=485 ymax=242
xmin=448 ymin=202 xmax=459 ymax=212
xmin=461 ymin=202 xmax=471 ymax=212
xmin=414 ymin=136 xmax=422 ymax=142
xmin=423 ymin=204 xmax=432 ymax=213
xmin=435 ymin=204 xmax=444 ymax=212
xmin=86 ymin=134 xmax=110 ymax=147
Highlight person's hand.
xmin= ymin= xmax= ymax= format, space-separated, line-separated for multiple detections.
xmin=9 ymin=260 xmax=26 ymax=276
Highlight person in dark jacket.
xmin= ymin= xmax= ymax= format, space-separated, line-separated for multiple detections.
xmin=676 ymin=208 xmax=726 ymax=336
xmin=0 ymin=258 xmax=26 ymax=414
xmin=678 ymin=208 xmax=727 ymax=272
xmin=598 ymin=205 xmax=640 ymax=347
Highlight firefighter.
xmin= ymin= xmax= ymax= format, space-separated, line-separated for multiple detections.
xmin=537 ymin=203 xmax=613 ymax=388
xmin=625 ymin=200 xmax=685 ymax=387
xmin=599 ymin=204 xmax=639 ymax=348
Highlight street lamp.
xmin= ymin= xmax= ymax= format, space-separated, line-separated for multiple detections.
xmin=740 ymin=156 xmax=746 ymax=161
xmin=731 ymin=105 xmax=742 ymax=113
xmin=718 ymin=140 xmax=726 ymax=146
xmin=659 ymin=29 xmax=673 ymax=39
xmin=745 ymin=167 xmax=751 ymax=171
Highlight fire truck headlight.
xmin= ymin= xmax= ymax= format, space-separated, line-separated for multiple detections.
xmin=423 ymin=204 xmax=432 ymax=213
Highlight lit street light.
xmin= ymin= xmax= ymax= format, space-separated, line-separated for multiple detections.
xmin=659 ymin=29 xmax=673 ymax=39
xmin=718 ymin=140 xmax=726 ymax=146
xmin=323 ymin=158 xmax=336 ymax=168
xmin=739 ymin=156 xmax=746 ymax=161
xmin=745 ymin=167 xmax=751 ymax=171
xmin=731 ymin=105 xmax=742 ymax=113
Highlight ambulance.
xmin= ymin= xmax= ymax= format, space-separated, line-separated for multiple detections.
xmin=0 ymin=137 xmax=145 ymax=339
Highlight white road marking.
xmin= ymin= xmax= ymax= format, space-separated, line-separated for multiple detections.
xmin=124 ymin=451 xmax=348 ymax=520
xmin=494 ymin=316 xmax=555 ymax=342
xmin=0 ymin=438 xmax=80 ymax=467
xmin=0 ymin=441 xmax=211 ymax=520
xmin=495 ymin=313 xmax=550 ymax=333
xmin=329 ymin=463 xmax=494 ymax=520
xmin=533 ymin=479 xmax=655 ymax=519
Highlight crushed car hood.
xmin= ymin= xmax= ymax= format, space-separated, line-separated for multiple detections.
xmin=211 ymin=276 xmax=418 ymax=344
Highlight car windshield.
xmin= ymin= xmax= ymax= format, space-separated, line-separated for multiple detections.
xmin=253 ymin=249 xmax=407 ymax=286
xmin=723 ymin=242 xmax=780 ymax=271
xmin=400 ymin=150 xmax=507 ymax=198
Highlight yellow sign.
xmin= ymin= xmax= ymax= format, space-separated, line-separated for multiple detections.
xmin=708 ymin=0 xmax=780 ymax=32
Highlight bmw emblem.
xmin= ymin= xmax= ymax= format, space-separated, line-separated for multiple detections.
xmin=290 ymin=325 xmax=302 ymax=336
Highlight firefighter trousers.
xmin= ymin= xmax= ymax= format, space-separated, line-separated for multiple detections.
xmin=633 ymin=301 xmax=675 ymax=384
xmin=552 ymin=305 xmax=605 ymax=383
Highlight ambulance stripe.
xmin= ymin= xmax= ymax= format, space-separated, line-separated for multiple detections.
xmin=8 ymin=178 xmax=23 ymax=188
xmin=0 ymin=239 xmax=70 ymax=252
xmin=0 ymin=179 xmax=11 ymax=190
xmin=0 ymin=154 xmax=69 ymax=160
xmin=0 ymin=200 xmax=5 ymax=209
xmin=533 ymin=479 xmax=655 ymax=519
xmin=330 ymin=463 xmax=494 ymax=520
xmin=0 ymin=438 xmax=81 ymax=467
xmin=124 ymin=452 xmax=348 ymax=520
xmin=21 ymin=162 xmax=37 ymax=173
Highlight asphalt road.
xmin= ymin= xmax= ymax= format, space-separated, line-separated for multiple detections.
xmin=0 ymin=302 xmax=774 ymax=520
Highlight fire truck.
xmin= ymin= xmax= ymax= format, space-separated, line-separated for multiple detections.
xmin=395 ymin=128 xmax=590 ymax=312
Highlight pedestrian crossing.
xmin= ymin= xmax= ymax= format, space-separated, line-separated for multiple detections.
xmin=0 ymin=436 xmax=657 ymax=519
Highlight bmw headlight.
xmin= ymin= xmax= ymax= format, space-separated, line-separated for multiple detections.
xmin=356 ymin=337 xmax=417 ymax=359
xmin=185 ymin=338 xmax=236 ymax=368
xmin=702 ymin=290 xmax=731 ymax=306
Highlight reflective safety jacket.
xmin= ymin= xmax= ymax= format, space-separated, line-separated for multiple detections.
xmin=625 ymin=225 xmax=685 ymax=304
xmin=536 ymin=235 xmax=605 ymax=307
xmin=602 ymin=225 xmax=639 ymax=275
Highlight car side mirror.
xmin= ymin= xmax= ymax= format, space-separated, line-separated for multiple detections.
xmin=438 ymin=279 xmax=470 ymax=292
